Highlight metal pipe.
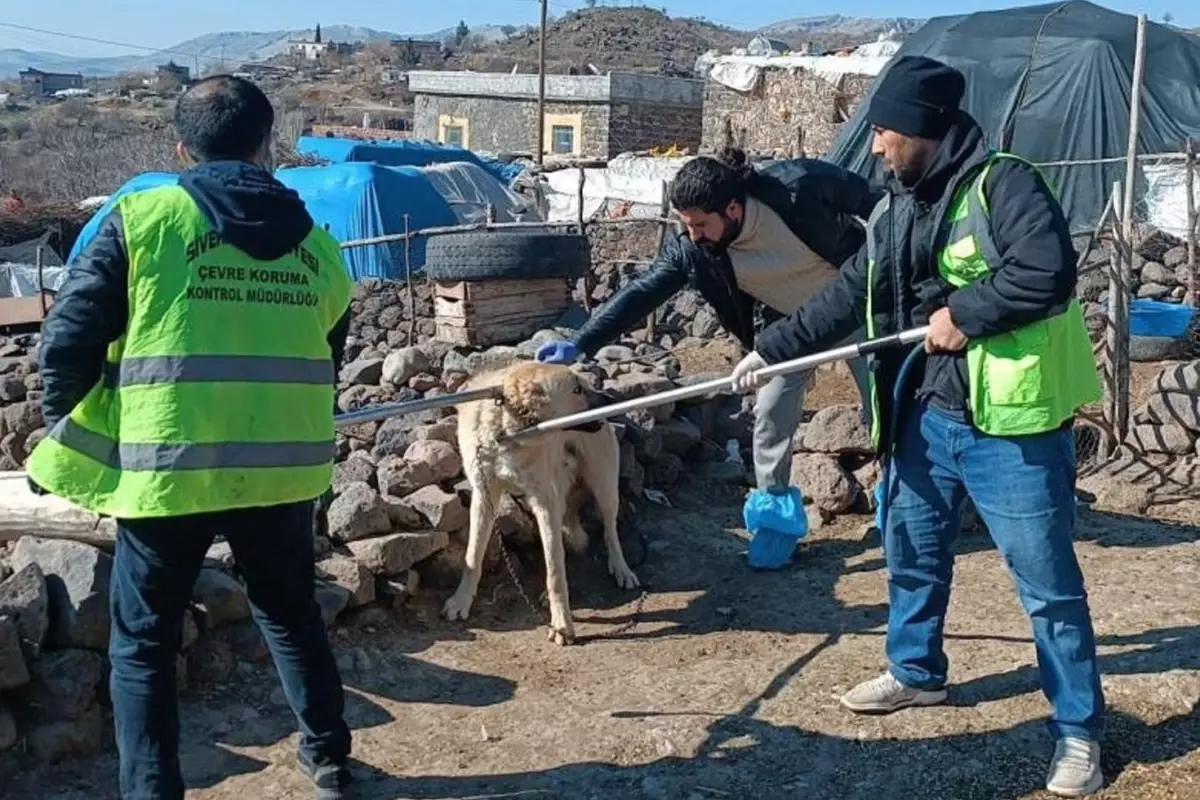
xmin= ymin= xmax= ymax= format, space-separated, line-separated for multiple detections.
xmin=335 ymin=386 xmax=500 ymax=428
xmin=506 ymin=327 xmax=930 ymax=440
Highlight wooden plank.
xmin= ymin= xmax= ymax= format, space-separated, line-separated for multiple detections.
xmin=434 ymin=278 xmax=570 ymax=303
xmin=0 ymin=471 xmax=116 ymax=550
xmin=434 ymin=293 xmax=568 ymax=321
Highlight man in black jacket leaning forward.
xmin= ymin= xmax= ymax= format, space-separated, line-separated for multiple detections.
xmin=731 ymin=57 xmax=1105 ymax=797
xmin=537 ymin=150 xmax=879 ymax=555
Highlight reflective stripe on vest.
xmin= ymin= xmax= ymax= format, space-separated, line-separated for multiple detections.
xmin=45 ymin=417 xmax=335 ymax=471
xmin=862 ymin=151 xmax=1101 ymax=442
xmin=26 ymin=184 xmax=354 ymax=519
xmin=102 ymin=354 xmax=335 ymax=388
xmin=862 ymin=194 xmax=891 ymax=448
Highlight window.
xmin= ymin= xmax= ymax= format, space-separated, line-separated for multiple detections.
xmin=438 ymin=114 xmax=470 ymax=148
xmin=550 ymin=125 xmax=575 ymax=155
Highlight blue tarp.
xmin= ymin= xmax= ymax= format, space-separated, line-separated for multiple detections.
xmin=67 ymin=172 xmax=178 ymax=263
xmin=68 ymin=163 xmax=458 ymax=281
xmin=296 ymin=136 xmax=525 ymax=185
xmin=276 ymin=162 xmax=457 ymax=280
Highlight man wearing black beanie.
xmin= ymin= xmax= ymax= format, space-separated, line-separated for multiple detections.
xmin=732 ymin=56 xmax=1105 ymax=797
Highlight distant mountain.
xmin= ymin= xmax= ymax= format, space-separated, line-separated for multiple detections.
xmin=760 ymin=15 xmax=926 ymax=38
xmin=0 ymin=15 xmax=921 ymax=79
xmin=0 ymin=25 xmax=398 ymax=78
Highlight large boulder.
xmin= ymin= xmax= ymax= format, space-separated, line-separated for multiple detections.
xmin=347 ymin=531 xmax=450 ymax=575
xmin=377 ymin=456 xmax=437 ymax=497
xmin=10 ymin=538 xmax=111 ymax=651
xmin=191 ymin=568 xmax=250 ymax=630
xmin=404 ymin=439 xmax=462 ymax=483
xmin=800 ymin=404 xmax=871 ymax=454
xmin=0 ymin=617 xmax=30 ymax=690
xmin=790 ymin=453 xmax=857 ymax=516
xmin=399 ymin=485 xmax=468 ymax=532
xmin=326 ymin=482 xmax=392 ymax=542
xmin=381 ymin=346 xmax=431 ymax=386
xmin=0 ymin=562 xmax=49 ymax=660
xmin=316 ymin=556 xmax=376 ymax=608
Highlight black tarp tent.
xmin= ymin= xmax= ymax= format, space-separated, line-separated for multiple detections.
xmin=826 ymin=1 xmax=1200 ymax=231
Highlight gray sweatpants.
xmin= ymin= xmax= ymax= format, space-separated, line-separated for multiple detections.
xmin=751 ymin=331 xmax=872 ymax=492
xmin=752 ymin=370 xmax=811 ymax=491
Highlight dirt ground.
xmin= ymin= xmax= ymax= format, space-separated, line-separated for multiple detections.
xmin=4 ymin=470 xmax=1198 ymax=800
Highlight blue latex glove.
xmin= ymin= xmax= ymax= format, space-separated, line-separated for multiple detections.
xmin=536 ymin=340 xmax=579 ymax=364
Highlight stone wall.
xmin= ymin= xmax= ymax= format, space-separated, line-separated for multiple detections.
xmin=607 ymin=102 xmax=703 ymax=155
xmin=413 ymin=95 xmax=610 ymax=158
xmin=700 ymin=70 xmax=874 ymax=158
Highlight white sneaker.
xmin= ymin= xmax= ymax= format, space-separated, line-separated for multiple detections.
xmin=839 ymin=672 xmax=948 ymax=713
xmin=1046 ymin=737 xmax=1103 ymax=797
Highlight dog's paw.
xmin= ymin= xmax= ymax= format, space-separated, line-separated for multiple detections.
xmin=547 ymin=624 xmax=576 ymax=646
xmin=442 ymin=591 xmax=475 ymax=621
xmin=609 ymin=560 xmax=641 ymax=590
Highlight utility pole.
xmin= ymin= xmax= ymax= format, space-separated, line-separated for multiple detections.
xmin=535 ymin=0 xmax=548 ymax=165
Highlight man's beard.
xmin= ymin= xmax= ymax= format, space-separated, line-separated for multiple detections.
xmin=698 ymin=213 xmax=742 ymax=253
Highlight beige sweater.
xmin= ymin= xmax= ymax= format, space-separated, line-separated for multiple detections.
xmin=726 ymin=197 xmax=838 ymax=315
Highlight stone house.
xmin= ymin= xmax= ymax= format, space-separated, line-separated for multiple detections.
xmin=700 ymin=63 xmax=878 ymax=158
xmin=18 ymin=68 xmax=84 ymax=98
xmin=407 ymin=70 xmax=703 ymax=159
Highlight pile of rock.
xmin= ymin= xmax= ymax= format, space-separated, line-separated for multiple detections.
xmin=0 ymin=540 xmax=108 ymax=761
xmin=1127 ymin=360 xmax=1200 ymax=456
xmin=0 ymin=334 xmax=43 ymax=471
xmin=1076 ymin=230 xmax=1197 ymax=318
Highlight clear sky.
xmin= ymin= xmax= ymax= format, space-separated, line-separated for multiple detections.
xmin=0 ymin=0 xmax=1193 ymax=58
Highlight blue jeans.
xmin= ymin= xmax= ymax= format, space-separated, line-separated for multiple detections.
xmin=882 ymin=404 xmax=1104 ymax=740
xmin=109 ymin=502 xmax=351 ymax=799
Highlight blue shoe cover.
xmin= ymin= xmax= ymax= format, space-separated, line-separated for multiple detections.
xmin=744 ymin=488 xmax=808 ymax=570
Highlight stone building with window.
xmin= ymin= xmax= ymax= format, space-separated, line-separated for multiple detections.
xmin=407 ymin=70 xmax=703 ymax=159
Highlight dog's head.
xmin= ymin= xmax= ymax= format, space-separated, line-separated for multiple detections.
xmin=500 ymin=361 xmax=610 ymax=432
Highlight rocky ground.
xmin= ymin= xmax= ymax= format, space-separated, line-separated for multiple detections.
xmin=0 ymin=480 xmax=1197 ymax=800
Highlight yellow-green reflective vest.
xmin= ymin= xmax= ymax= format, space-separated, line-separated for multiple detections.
xmin=26 ymin=184 xmax=353 ymax=519
xmin=864 ymin=152 xmax=1101 ymax=447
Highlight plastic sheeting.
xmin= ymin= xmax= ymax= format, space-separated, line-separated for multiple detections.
xmin=296 ymin=136 xmax=525 ymax=186
xmin=826 ymin=1 xmax=1200 ymax=231
xmin=68 ymin=165 xmax=461 ymax=281
xmin=697 ymin=51 xmax=892 ymax=92
xmin=67 ymin=172 xmax=179 ymax=264
xmin=1143 ymin=160 xmax=1199 ymax=239
xmin=0 ymin=231 xmax=64 ymax=268
xmin=0 ymin=264 xmax=69 ymax=298
xmin=276 ymin=162 xmax=457 ymax=280
xmin=543 ymin=153 xmax=694 ymax=222
xmin=419 ymin=161 xmax=540 ymax=225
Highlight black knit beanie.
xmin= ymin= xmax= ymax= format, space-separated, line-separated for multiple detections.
xmin=867 ymin=56 xmax=966 ymax=139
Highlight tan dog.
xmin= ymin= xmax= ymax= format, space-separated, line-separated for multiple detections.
xmin=442 ymin=361 xmax=640 ymax=645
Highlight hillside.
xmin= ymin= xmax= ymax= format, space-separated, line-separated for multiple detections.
xmin=0 ymin=11 xmax=924 ymax=79
xmin=455 ymin=8 xmax=752 ymax=77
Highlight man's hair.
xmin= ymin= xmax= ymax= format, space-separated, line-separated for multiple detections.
xmin=174 ymin=75 xmax=275 ymax=162
xmin=668 ymin=148 xmax=754 ymax=214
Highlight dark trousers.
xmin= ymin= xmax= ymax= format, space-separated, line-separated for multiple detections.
xmin=109 ymin=502 xmax=351 ymax=799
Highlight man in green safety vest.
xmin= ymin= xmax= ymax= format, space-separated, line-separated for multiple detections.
xmin=731 ymin=56 xmax=1105 ymax=797
xmin=27 ymin=76 xmax=356 ymax=799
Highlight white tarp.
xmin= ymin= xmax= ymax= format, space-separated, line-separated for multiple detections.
xmin=543 ymin=153 xmax=694 ymax=222
xmin=0 ymin=264 xmax=68 ymax=298
xmin=418 ymin=161 xmax=541 ymax=224
xmin=1143 ymin=160 xmax=1200 ymax=239
xmin=700 ymin=52 xmax=895 ymax=92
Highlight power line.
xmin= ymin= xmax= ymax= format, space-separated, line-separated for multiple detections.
xmin=0 ymin=21 xmax=222 ymax=62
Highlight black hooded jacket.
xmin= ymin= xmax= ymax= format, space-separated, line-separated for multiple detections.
xmin=571 ymin=158 xmax=883 ymax=356
xmin=39 ymin=161 xmax=351 ymax=430
xmin=755 ymin=111 xmax=1078 ymax=441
